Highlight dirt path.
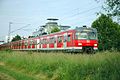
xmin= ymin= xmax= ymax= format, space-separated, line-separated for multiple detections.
xmin=0 ymin=72 xmax=15 ymax=80
xmin=0 ymin=62 xmax=15 ymax=80
xmin=0 ymin=62 xmax=5 ymax=66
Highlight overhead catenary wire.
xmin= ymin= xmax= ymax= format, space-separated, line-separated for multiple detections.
xmin=58 ymin=6 xmax=102 ymax=28
xmin=10 ymin=24 xmax=30 ymax=33
xmin=61 ymin=6 xmax=101 ymax=20
xmin=70 ymin=17 xmax=96 ymax=26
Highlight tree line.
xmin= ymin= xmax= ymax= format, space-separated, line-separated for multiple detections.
xmin=92 ymin=0 xmax=120 ymax=51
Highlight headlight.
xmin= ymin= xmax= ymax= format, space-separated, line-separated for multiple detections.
xmin=78 ymin=43 xmax=82 ymax=45
xmin=94 ymin=44 xmax=97 ymax=46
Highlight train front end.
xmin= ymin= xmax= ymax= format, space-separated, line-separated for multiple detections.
xmin=75 ymin=27 xmax=98 ymax=53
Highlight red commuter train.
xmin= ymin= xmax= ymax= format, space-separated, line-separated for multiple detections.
xmin=0 ymin=27 xmax=98 ymax=53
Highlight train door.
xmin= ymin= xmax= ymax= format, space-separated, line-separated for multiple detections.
xmin=47 ymin=37 xmax=49 ymax=49
xmin=67 ymin=32 xmax=73 ymax=47
xmin=32 ymin=39 xmax=35 ymax=49
xmin=37 ymin=38 xmax=39 ymax=49
xmin=57 ymin=35 xmax=63 ymax=48
xmin=22 ymin=40 xmax=24 ymax=49
xmin=63 ymin=33 xmax=67 ymax=49
xmin=41 ymin=38 xmax=43 ymax=49
xmin=25 ymin=39 xmax=28 ymax=49
xmin=54 ymin=35 xmax=57 ymax=49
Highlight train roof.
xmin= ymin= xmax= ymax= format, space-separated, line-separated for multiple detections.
xmin=75 ymin=27 xmax=97 ymax=33
xmin=4 ymin=27 xmax=97 ymax=43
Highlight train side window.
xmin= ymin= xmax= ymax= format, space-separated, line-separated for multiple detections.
xmin=49 ymin=38 xmax=52 ymax=43
xmin=20 ymin=41 xmax=22 ymax=46
xmin=58 ymin=36 xmax=62 ymax=43
xmin=45 ymin=39 xmax=48 ymax=44
xmin=25 ymin=41 xmax=28 ymax=46
xmin=32 ymin=40 xmax=35 ymax=45
xmin=32 ymin=40 xmax=34 ymax=45
xmin=67 ymin=35 xmax=71 ymax=42
xmin=19 ymin=42 xmax=21 ymax=46
xmin=52 ymin=37 xmax=54 ymax=43
xmin=40 ymin=40 xmax=42 ymax=44
xmin=30 ymin=40 xmax=33 ymax=45
xmin=54 ymin=37 xmax=56 ymax=43
xmin=33 ymin=40 xmax=37 ymax=45
xmin=39 ymin=40 xmax=41 ymax=44
xmin=42 ymin=39 xmax=44 ymax=44
xmin=42 ymin=39 xmax=47 ymax=44
xmin=31 ymin=40 xmax=34 ymax=45
xmin=35 ymin=40 xmax=37 ymax=45
xmin=45 ymin=39 xmax=47 ymax=44
xmin=50 ymin=37 xmax=54 ymax=43
xmin=50 ymin=37 xmax=56 ymax=43
xmin=75 ymin=32 xmax=79 ymax=39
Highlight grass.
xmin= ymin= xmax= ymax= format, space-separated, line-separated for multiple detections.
xmin=0 ymin=66 xmax=35 ymax=80
xmin=0 ymin=51 xmax=120 ymax=80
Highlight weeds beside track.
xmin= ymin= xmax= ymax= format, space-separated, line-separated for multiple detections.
xmin=0 ymin=51 xmax=120 ymax=80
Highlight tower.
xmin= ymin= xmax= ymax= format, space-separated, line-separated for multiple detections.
xmin=46 ymin=18 xmax=59 ymax=34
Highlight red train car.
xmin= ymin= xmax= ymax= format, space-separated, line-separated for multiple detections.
xmin=0 ymin=27 xmax=98 ymax=53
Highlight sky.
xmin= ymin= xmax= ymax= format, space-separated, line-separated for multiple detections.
xmin=0 ymin=0 xmax=104 ymax=42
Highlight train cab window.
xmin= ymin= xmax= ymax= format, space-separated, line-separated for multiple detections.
xmin=79 ymin=33 xmax=88 ymax=39
xmin=76 ymin=32 xmax=97 ymax=40
xmin=67 ymin=35 xmax=71 ymax=42
xmin=88 ymin=32 xmax=97 ymax=40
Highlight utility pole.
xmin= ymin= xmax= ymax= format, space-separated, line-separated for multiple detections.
xmin=7 ymin=22 xmax=30 ymax=43
xmin=8 ymin=22 xmax=12 ymax=43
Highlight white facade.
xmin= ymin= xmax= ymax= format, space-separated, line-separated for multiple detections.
xmin=5 ymin=35 xmax=14 ymax=43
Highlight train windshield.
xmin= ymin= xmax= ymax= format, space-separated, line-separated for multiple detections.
xmin=76 ymin=31 xmax=97 ymax=40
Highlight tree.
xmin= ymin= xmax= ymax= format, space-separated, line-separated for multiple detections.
xmin=97 ymin=0 xmax=120 ymax=22
xmin=51 ymin=27 xmax=60 ymax=33
xmin=92 ymin=14 xmax=120 ymax=51
xmin=11 ymin=35 xmax=21 ymax=42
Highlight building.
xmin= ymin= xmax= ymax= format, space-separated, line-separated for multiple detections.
xmin=5 ymin=35 xmax=14 ymax=43
xmin=32 ymin=25 xmax=48 ymax=37
xmin=59 ymin=25 xmax=71 ymax=31
xmin=32 ymin=18 xmax=71 ymax=37
xmin=45 ymin=18 xmax=59 ymax=34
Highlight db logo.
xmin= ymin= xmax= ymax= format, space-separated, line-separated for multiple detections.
xmin=87 ymin=40 xmax=90 ymax=43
